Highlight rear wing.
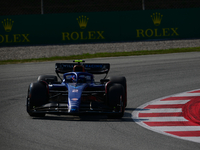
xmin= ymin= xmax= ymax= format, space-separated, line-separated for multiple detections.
xmin=55 ymin=63 xmax=110 ymax=75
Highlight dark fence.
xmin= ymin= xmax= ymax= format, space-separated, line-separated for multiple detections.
xmin=1 ymin=0 xmax=200 ymax=16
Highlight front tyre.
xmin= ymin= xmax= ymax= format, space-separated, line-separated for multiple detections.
xmin=26 ymin=81 xmax=48 ymax=117
xmin=108 ymin=76 xmax=127 ymax=107
xmin=107 ymin=83 xmax=125 ymax=119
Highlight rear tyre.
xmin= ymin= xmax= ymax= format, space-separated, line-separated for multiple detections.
xmin=108 ymin=76 xmax=127 ymax=107
xmin=26 ymin=81 xmax=48 ymax=117
xmin=37 ymin=75 xmax=59 ymax=84
xmin=107 ymin=83 xmax=125 ymax=119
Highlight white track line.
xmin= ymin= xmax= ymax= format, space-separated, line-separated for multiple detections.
xmin=173 ymin=93 xmax=200 ymax=97
xmin=139 ymin=108 xmax=182 ymax=113
xmin=185 ymin=137 xmax=200 ymax=143
xmin=151 ymin=126 xmax=200 ymax=131
xmin=151 ymin=100 xmax=190 ymax=104
xmin=141 ymin=117 xmax=187 ymax=122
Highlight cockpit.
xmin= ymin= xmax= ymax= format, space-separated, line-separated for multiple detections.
xmin=63 ymin=72 xmax=94 ymax=83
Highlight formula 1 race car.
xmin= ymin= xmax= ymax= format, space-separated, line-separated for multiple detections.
xmin=26 ymin=60 xmax=127 ymax=118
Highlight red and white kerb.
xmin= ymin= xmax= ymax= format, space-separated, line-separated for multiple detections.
xmin=132 ymin=89 xmax=200 ymax=143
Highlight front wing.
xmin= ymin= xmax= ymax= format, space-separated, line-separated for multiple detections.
xmin=29 ymin=90 xmax=123 ymax=115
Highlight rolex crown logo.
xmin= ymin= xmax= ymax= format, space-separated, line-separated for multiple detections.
xmin=77 ymin=15 xmax=89 ymax=29
xmin=2 ymin=18 xmax=14 ymax=32
xmin=151 ymin=12 xmax=163 ymax=26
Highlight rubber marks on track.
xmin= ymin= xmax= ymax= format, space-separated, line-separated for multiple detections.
xmin=132 ymin=89 xmax=200 ymax=143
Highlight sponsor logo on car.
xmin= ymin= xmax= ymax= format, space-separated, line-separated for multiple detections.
xmin=72 ymin=89 xmax=78 ymax=92
xmin=72 ymin=98 xmax=78 ymax=101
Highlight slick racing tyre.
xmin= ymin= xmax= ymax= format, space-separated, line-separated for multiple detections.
xmin=26 ymin=81 xmax=48 ymax=117
xmin=108 ymin=76 xmax=127 ymax=107
xmin=107 ymin=83 xmax=125 ymax=119
xmin=38 ymin=75 xmax=59 ymax=84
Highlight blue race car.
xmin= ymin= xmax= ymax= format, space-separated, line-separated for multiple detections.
xmin=26 ymin=60 xmax=127 ymax=118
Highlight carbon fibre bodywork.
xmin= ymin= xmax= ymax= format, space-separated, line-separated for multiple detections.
xmin=27 ymin=61 xmax=126 ymax=118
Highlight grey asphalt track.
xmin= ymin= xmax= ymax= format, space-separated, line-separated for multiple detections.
xmin=0 ymin=52 xmax=200 ymax=150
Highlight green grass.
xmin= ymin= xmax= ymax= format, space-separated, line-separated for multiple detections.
xmin=1 ymin=47 xmax=200 ymax=65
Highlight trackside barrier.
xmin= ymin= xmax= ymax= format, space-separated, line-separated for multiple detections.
xmin=0 ymin=8 xmax=200 ymax=46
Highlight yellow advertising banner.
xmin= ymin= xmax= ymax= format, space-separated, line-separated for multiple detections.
xmin=0 ymin=8 xmax=199 ymax=46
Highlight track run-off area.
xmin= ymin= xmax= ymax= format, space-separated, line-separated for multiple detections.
xmin=0 ymin=52 xmax=200 ymax=150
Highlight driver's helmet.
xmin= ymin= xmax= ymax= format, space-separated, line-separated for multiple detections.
xmin=73 ymin=65 xmax=85 ymax=72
